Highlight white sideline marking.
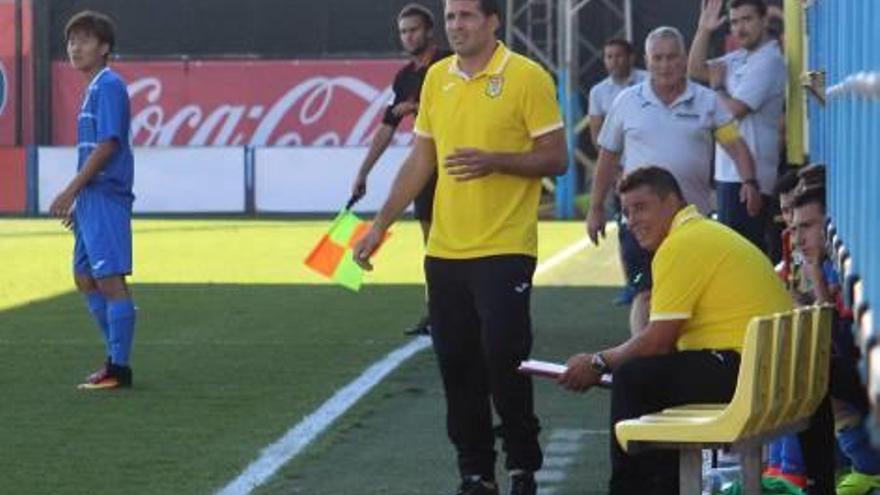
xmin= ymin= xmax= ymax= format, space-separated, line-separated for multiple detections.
xmin=215 ymin=337 xmax=431 ymax=495
xmin=542 ymin=457 xmax=575 ymax=468
xmin=533 ymin=237 xmax=591 ymax=278
xmin=544 ymin=442 xmax=582 ymax=455
xmin=216 ymin=239 xmax=590 ymax=495
xmin=549 ymin=428 xmax=589 ymax=441
xmin=538 ymin=428 xmax=599 ymax=493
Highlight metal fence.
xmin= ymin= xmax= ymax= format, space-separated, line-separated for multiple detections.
xmin=804 ymin=0 xmax=880 ymax=421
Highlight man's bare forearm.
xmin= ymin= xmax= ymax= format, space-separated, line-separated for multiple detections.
xmin=723 ymin=138 xmax=758 ymax=182
xmin=588 ymin=148 xmax=621 ymax=212
xmin=373 ymin=138 xmax=436 ymax=231
xmin=716 ymin=91 xmax=751 ymax=119
xmin=603 ymin=326 xmax=678 ymax=369
xmin=357 ymin=125 xmax=396 ymax=178
xmin=588 ymin=116 xmax=603 ymax=148
xmin=688 ymin=28 xmax=713 ymax=82
xmin=493 ymin=129 xmax=567 ymax=177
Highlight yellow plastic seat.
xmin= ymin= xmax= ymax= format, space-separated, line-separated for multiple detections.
xmin=613 ymin=306 xmax=833 ymax=495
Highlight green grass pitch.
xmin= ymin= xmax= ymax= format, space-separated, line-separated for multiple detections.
xmin=0 ymin=218 xmax=628 ymax=494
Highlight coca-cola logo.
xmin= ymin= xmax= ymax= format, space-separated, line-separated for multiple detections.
xmin=52 ymin=59 xmax=413 ymax=147
xmin=128 ymin=75 xmax=410 ymax=147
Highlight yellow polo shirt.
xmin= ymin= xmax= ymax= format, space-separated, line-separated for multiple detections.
xmin=650 ymin=205 xmax=793 ymax=352
xmin=414 ymin=42 xmax=563 ymax=259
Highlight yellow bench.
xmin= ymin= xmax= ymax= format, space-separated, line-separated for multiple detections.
xmin=614 ymin=306 xmax=833 ymax=494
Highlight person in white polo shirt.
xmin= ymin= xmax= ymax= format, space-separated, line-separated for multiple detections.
xmin=588 ymin=39 xmax=647 ymax=147
xmin=585 ymin=26 xmax=760 ymax=335
xmin=587 ymin=38 xmax=647 ymax=307
xmin=689 ymin=0 xmax=786 ymax=253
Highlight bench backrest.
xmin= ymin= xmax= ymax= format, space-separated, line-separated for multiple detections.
xmin=798 ymin=306 xmax=833 ymax=419
xmin=716 ymin=305 xmax=832 ymax=441
xmin=717 ymin=317 xmax=775 ymax=438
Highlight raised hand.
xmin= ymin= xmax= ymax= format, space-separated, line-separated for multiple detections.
xmin=698 ymin=0 xmax=727 ymax=33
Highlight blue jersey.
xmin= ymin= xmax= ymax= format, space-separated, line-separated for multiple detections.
xmin=77 ymin=67 xmax=134 ymax=204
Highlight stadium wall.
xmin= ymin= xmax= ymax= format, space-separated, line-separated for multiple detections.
xmin=0 ymin=146 xmax=26 ymax=213
xmin=34 ymin=146 xmax=411 ymax=215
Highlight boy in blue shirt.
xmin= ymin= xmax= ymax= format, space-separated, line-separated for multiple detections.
xmin=49 ymin=10 xmax=136 ymax=390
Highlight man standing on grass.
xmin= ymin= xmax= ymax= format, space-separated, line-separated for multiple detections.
xmin=353 ymin=0 xmax=566 ymax=493
xmin=586 ymin=38 xmax=646 ymax=307
xmin=350 ymin=3 xmax=452 ymax=336
xmin=49 ymin=10 xmax=136 ymax=390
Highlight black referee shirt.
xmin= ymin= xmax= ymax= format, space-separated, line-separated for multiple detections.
xmin=382 ymin=47 xmax=453 ymax=128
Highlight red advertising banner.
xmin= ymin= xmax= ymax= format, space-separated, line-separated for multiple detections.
xmin=0 ymin=3 xmax=17 ymax=146
xmin=0 ymin=1 xmax=33 ymax=146
xmin=52 ymin=59 xmax=412 ymax=147
xmin=0 ymin=146 xmax=26 ymax=213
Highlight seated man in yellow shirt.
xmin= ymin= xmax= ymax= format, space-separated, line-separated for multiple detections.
xmin=558 ymin=166 xmax=794 ymax=493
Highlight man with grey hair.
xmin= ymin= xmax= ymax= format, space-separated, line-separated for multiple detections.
xmin=585 ymin=25 xmax=761 ymax=336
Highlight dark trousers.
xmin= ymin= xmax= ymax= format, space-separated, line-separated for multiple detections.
xmin=788 ymin=314 xmax=871 ymax=495
xmin=425 ymin=255 xmax=542 ymax=479
xmin=797 ymin=396 xmax=836 ymax=494
xmin=609 ymin=350 xmax=741 ymax=495
xmin=716 ymin=181 xmax=772 ymax=253
xmin=791 ymin=312 xmax=866 ymax=494
xmin=607 ymin=350 xmax=838 ymax=495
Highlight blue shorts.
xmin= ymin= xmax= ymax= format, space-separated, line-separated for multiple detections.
xmin=73 ymin=189 xmax=132 ymax=279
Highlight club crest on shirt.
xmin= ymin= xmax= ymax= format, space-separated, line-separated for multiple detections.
xmin=486 ymin=75 xmax=504 ymax=98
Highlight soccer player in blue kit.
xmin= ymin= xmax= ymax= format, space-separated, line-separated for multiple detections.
xmin=49 ymin=10 xmax=136 ymax=390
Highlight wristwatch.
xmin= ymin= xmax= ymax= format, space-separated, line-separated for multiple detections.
xmin=590 ymin=353 xmax=611 ymax=375
xmin=744 ymin=178 xmax=760 ymax=189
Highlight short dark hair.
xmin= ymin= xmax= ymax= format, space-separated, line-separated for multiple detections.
xmin=730 ymin=0 xmax=768 ymax=17
xmin=64 ymin=10 xmax=116 ymax=53
xmin=399 ymin=3 xmax=434 ymax=30
xmin=478 ymin=0 xmax=501 ymax=17
xmin=774 ymin=169 xmax=800 ymax=196
xmin=604 ymin=38 xmax=634 ymax=55
xmin=797 ymin=163 xmax=826 ymax=191
xmin=448 ymin=0 xmax=500 ymax=17
xmin=618 ymin=166 xmax=685 ymax=202
xmin=792 ymin=186 xmax=826 ymax=213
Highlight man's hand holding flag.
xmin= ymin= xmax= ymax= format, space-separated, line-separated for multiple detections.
xmin=304 ymin=194 xmax=389 ymax=291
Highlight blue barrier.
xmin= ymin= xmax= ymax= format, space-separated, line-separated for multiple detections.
xmin=805 ymin=0 xmax=880 ymax=420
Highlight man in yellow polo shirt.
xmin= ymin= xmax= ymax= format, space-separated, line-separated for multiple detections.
xmin=354 ymin=1 xmax=566 ymax=493
xmin=558 ymin=166 xmax=790 ymax=494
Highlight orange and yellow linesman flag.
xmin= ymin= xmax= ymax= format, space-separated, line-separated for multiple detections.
xmin=304 ymin=207 xmax=387 ymax=291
